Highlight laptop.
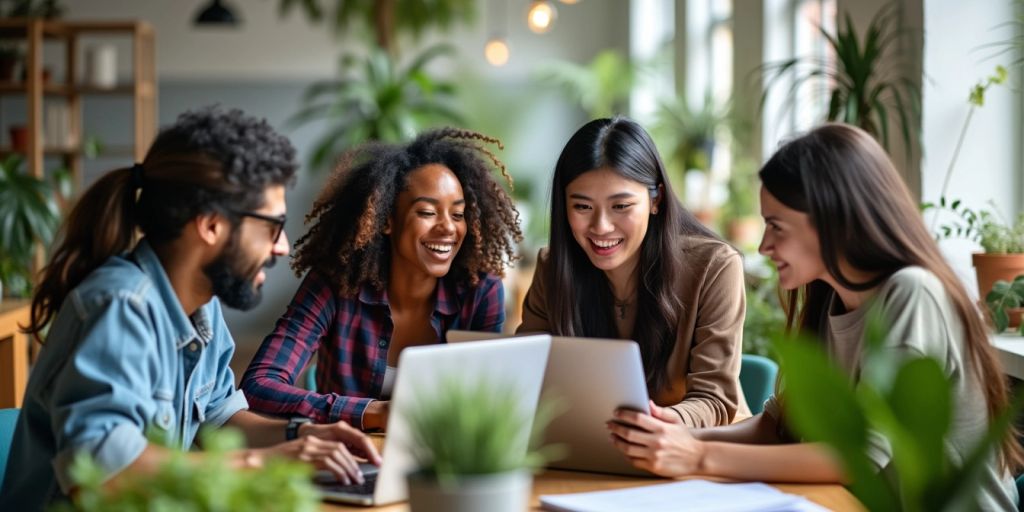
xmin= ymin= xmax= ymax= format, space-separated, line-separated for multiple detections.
xmin=316 ymin=334 xmax=552 ymax=505
xmin=446 ymin=331 xmax=652 ymax=477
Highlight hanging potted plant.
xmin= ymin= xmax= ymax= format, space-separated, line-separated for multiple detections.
xmin=404 ymin=376 xmax=559 ymax=512
xmin=760 ymin=2 xmax=921 ymax=156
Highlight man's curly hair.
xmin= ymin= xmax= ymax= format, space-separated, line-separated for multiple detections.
xmin=138 ymin=105 xmax=298 ymax=243
xmin=291 ymin=127 xmax=523 ymax=295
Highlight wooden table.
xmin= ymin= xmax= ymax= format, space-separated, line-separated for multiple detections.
xmin=321 ymin=469 xmax=863 ymax=511
xmin=0 ymin=299 xmax=30 ymax=408
xmin=321 ymin=436 xmax=863 ymax=511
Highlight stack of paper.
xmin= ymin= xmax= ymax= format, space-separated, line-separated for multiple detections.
xmin=540 ymin=480 xmax=830 ymax=512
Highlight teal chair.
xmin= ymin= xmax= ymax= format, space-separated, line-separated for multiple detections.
xmin=1016 ymin=473 xmax=1024 ymax=511
xmin=0 ymin=408 xmax=19 ymax=489
xmin=304 ymin=361 xmax=317 ymax=391
xmin=740 ymin=354 xmax=778 ymax=415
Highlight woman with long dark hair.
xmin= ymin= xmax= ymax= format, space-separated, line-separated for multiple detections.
xmin=241 ymin=128 xmax=522 ymax=431
xmin=518 ymin=117 xmax=748 ymax=427
xmin=606 ymin=123 xmax=1020 ymax=509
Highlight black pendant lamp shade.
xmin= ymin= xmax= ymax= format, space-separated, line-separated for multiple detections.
xmin=194 ymin=0 xmax=240 ymax=26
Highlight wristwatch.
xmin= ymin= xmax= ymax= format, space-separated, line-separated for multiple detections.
xmin=286 ymin=417 xmax=312 ymax=441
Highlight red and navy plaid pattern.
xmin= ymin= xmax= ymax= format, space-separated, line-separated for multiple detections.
xmin=241 ymin=271 xmax=505 ymax=427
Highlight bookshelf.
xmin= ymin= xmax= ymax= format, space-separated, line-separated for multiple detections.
xmin=0 ymin=18 xmax=156 ymax=188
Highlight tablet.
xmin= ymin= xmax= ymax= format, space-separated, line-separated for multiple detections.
xmin=447 ymin=330 xmax=652 ymax=477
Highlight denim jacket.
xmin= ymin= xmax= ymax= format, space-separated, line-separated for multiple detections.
xmin=0 ymin=240 xmax=248 ymax=510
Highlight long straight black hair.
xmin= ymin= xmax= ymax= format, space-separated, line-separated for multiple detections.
xmin=546 ymin=117 xmax=720 ymax=393
xmin=760 ymin=123 xmax=1023 ymax=472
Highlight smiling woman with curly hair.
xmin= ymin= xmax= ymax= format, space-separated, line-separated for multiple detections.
xmin=242 ymin=127 xmax=522 ymax=431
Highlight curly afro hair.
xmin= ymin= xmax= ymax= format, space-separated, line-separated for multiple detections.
xmin=291 ymin=127 xmax=523 ymax=295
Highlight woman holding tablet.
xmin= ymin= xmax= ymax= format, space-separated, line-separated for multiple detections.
xmin=518 ymin=117 xmax=748 ymax=427
xmin=606 ymin=124 xmax=1019 ymax=509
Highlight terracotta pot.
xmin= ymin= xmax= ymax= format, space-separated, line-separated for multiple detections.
xmin=9 ymin=125 xmax=28 ymax=154
xmin=727 ymin=216 xmax=763 ymax=250
xmin=972 ymin=253 xmax=1024 ymax=299
xmin=1007 ymin=307 xmax=1024 ymax=331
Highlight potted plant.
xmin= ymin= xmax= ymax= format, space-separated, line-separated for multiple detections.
xmin=761 ymin=2 xmax=920 ymax=156
xmin=933 ymin=198 xmax=1024 ymax=300
xmin=52 ymin=428 xmax=320 ymax=512
xmin=288 ymin=44 xmax=463 ymax=171
xmin=0 ymin=154 xmax=59 ymax=299
xmin=984 ymin=275 xmax=1024 ymax=334
xmin=721 ymin=157 xmax=762 ymax=251
xmin=651 ymin=93 xmax=732 ymax=224
xmin=404 ymin=376 xmax=558 ymax=512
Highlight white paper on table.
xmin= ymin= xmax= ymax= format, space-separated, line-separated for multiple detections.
xmin=539 ymin=479 xmax=832 ymax=512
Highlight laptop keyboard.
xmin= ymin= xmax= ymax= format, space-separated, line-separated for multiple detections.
xmin=313 ymin=468 xmax=378 ymax=495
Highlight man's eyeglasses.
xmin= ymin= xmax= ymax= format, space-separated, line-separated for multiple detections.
xmin=233 ymin=211 xmax=287 ymax=243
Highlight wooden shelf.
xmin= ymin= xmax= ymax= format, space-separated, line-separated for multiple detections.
xmin=0 ymin=145 xmax=136 ymax=158
xmin=0 ymin=17 xmax=157 ymax=179
xmin=0 ymin=82 xmax=138 ymax=96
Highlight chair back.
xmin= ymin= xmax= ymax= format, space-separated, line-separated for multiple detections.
xmin=1016 ymin=473 xmax=1024 ymax=512
xmin=0 ymin=408 xmax=20 ymax=489
xmin=740 ymin=354 xmax=778 ymax=415
xmin=304 ymin=362 xmax=317 ymax=391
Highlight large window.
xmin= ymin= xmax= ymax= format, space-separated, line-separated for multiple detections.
xmin=762 ymin=0 xmax=836 ymax=157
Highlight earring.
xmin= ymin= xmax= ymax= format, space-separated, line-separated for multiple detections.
xmin=651 ymin=207 xmax=659 ymax=215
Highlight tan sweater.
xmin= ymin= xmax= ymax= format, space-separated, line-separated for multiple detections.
xmin=516 ymin=235 xmax=750 ymax=427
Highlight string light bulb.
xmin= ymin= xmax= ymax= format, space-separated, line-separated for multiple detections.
xmin=484 ymin=37 xmax=510 ymax=66
xmin=527 ymin=1 xmax=557 ymax=34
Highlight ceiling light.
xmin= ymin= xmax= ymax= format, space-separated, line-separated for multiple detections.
xmin=194 ymin=0 xmax=240 ymax=26
xmin=484 ymin=37 xmax=510 ymax=66
xmin=527 ymin=1 xmax=557 ymax=34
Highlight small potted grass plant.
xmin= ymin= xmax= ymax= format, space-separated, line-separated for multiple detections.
xmin=52 ymin=427 xmax=320 ymax=512
xmin=404 ymin=376 xmax=559 ymax=512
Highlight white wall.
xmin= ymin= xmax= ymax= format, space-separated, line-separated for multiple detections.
xmin=66 ymin=0 xmax=628 ymax=81
xmin=922 ymin=0 xmax=1022 ymax=296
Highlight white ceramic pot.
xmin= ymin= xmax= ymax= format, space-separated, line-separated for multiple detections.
xmin=406 ymin=470 xmax=531 ymax=512
xmin=84 ymin=44 xmax=117 ymax=89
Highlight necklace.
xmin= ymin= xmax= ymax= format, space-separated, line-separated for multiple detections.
xmin=613 ymin=295 xmax=636 ymax=320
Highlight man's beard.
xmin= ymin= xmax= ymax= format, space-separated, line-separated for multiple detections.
xmin=203 ymin=232 xmax=276 ymax=311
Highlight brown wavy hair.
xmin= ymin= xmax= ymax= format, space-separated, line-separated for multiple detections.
xmin=761 ymin=123 xmax=1024 ymax=473
xmin=291 ymin=127 xmax=522 ymax=295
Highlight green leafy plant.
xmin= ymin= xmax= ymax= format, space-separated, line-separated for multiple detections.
xmin=50 ymin=427 xmax=319 ymax=512
xmin=652 ymin=93 xmax=731 ymax=176
xmin=405 ymin=376 xmax=562 ymax=486
xmin=278 ymin=0 xmax=475 ymax=54
xmin=774 ymin=311 xmax=1023 ymax=511
xmin=0 ymin=154 xmax=59 ymax=297
xmin=922 ymin=65 xmax=1008 ymax=232
xmin=3 ymin=0 xmax=63 ymax=18
xmin=929 ymin=198 xmax=1024 ymax=253
xmin=289 ymin=43 xmax=462 ymax=171
xmin=761 ymin=2 xmax=920 ymax=154
xmin=534 ymin=50 xmax=635 ymax=119
xmin=741 ymin=269 xmax=786 ymax=360
xmin=985 ymin=275 xmax=1024 ymax=334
